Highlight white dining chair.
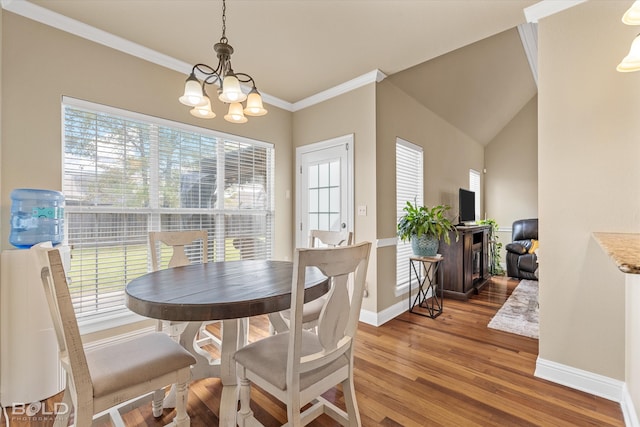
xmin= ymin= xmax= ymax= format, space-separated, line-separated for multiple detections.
xmin=308 ymin=229 xmax=353 ymax=248
xmin=269 ymin=230 xmax=353 ymax=334
xmin=234 ymin=241 xmax=371 ymax=427
xmin=33 ymin=242 xmax=196 ymax=427
xmin=149 ymin=230 xmax=222 ymax=351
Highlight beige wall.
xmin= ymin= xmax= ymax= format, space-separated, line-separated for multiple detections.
xmin=1 ymin=12 xmax=294 ymax=340
xmin=485 ymin=95 xmax=538 ymax=266
xmin=538 ymin=1 xmax=640 ymax=380
xmin=375 ymin=79 xmax=484 ymax=311
xmin=1 ymin=12 xmax=294 ymax=258
xmin=292 ymin=85 xmax=378 ymax=312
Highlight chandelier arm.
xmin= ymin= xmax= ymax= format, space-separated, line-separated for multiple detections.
xmin=202 ymin=74 xmax=222 ymax=87
xmin=233 ymin=73 xmax=256 ymax=86
xmin=193 ymin=63 xmax=220 ymax=77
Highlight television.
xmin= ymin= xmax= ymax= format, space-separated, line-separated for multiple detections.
xmin=458 ymin=188 xmax=476 ymax=225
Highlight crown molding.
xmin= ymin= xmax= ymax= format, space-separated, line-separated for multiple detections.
xmin=0 ymin=0 xmax=295 ymax=112
xmin=291 ymin=69 xmax=387 ymax=112
xmin=524 ymin=0 xmax=588 ymax=24
xmin=517 ymin=22 xmax=538 ymax=87
xmin=0 ymin=0 xmax=383 ymax=113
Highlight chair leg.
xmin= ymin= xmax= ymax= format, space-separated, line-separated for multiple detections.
xmin=342 ymin=375 xmax=361 ymax=427
xmin=152 ymin=387 xmax=164 ymax=417
xmin=237 ymin=374 xmax=253 ymax=427
xmin=53 ymin=388 xmax=72 ymax=427
xmin=286 ymin=400 xmax=302 ymax=427
xmin=173 ymin=380 xmax=190 ymax=427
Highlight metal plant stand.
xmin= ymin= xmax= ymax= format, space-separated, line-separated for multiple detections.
xmin=409 ymin=256 xmax=444 ymax=318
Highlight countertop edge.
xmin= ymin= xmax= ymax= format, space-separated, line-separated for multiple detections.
xmin=593 ymin=232 xmax=640 ymax=275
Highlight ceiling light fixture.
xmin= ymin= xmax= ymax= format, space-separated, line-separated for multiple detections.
xmin=618 ymin=1 xmax=640 ymax=72
xmin=178 ymin=0 xmax=267 ymax=123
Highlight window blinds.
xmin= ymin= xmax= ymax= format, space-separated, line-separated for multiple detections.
xmin=395 ymin=138 xmax=423 ymax=289
xmin=63 ymin=98 xmax=274 ymax=322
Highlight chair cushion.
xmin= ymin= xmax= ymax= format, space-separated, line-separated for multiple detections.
xmin=87 ymin=332 xmax=196 ymax=398
xmin=233 ymin=330 xmax=349 ymax=391
xmin=512 ymin=219 xmax=538 ymax=241
xmin=280 ymin=296 xmax=327 ymax=324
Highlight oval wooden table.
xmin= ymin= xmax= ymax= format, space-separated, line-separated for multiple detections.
xmin=125 ymin=260 xmax=329 ymax=427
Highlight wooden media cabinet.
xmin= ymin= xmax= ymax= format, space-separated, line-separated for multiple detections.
xmin=438 ymin=225 xmax=490 ymax=300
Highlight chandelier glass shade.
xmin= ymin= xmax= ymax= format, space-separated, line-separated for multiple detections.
xmin=618 ymin=34 xmax=640 ymax=72
xmin=623 ymin=1 xmax=640 ymax=25
xmin=179 ymin=0 xmax=267 ymax=123
xmin=618 ymin=1 xmax=640 ymax=72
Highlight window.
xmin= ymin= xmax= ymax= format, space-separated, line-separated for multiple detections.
xmin=396 ymin=138 xmax=423 ymax=291
xmin=63 ymin=98 xmax=274 ymax=329
xmin=469 ymin=169 xmax=481 ymax=221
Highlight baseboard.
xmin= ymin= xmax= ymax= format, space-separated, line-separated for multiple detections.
xmin=622 ymin=383 xmax=640 ymax=427
xmin=535 ymin=357 xmax=624 ymax=403
xmin=360 ymin=298 xmax=407 ymax=327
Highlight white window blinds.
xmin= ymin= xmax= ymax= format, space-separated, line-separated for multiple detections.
xmin=469 ymin=169 xmax=481 ymax=221
xmin=396 ymin=138 xmax=423 ymax=289
xmin=62 ymin=98 xmax=274 ymax=323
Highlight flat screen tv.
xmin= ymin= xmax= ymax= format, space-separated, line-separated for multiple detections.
xmin=459 ymin=188 xmax=476 ymax=225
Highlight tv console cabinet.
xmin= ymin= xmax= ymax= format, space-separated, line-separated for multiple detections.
xmin=438 ymin=225 xmax=490 ymax=300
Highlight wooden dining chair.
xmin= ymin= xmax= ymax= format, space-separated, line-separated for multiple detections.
xmin=33 ymin=242 xmax=196 ymax=427
xmin=269 ymin=229 xmax=354 ymax=334
xmin=149 ymin=230 xmax=221 ymax=351
xmin=234 ymin=241 xmax=371 ymax=427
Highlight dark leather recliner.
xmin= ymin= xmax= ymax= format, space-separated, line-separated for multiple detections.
xmin=506 ymin=218 xmax=538 ymax=280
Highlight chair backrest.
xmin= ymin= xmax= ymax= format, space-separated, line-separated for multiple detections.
xmin=512 ymin=218 xmax=538 ymax=242
xmin=149 ymin=230 xmax=208 ymax=271
xmin=34 ymin=243 xmax=93 ymax=400
xmin=308 ymin=229 xmax=353 ymax=248
xmin=288 ymin=241 xmax=371 ymax=375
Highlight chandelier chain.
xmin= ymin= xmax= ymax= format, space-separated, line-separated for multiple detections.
xmin=221 ymin=0 xmax=227 ymax=43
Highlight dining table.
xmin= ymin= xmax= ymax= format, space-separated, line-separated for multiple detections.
xmin=124 ymin=259 xmax=329 ymax=427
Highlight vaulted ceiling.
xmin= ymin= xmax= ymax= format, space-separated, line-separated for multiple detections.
xmin=6 ymin=0 xmax=542 ymax=145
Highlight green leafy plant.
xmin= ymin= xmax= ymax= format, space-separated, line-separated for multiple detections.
xmin=397 ymin=201 xmax=456 ymax=245
xmin=477 ymin=218 xmax=505 ymax=275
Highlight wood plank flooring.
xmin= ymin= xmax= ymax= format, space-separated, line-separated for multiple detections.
xmin=1 ymin=276 xmax=624 ymax=426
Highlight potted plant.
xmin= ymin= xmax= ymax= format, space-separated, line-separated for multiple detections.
xmin=477 ymin=218 xmax=505 ymax=275
xmin=397 ymin=201 xmax=456 ymax=257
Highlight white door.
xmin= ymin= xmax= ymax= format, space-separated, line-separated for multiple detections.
xmin=296 ymin=134 xmax=354 ymax=248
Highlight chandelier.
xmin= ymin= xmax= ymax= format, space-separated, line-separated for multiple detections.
xmin=178 ymin=0 xmax=267 ymax=123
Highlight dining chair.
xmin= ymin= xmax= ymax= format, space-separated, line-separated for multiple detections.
xmin=33 ymin=242 xmax=196 ymax=427
xmin=270 ymin=230 xmax=354 ymax=334
xmin=308 ymin=229 xmax=353 ymax=248
xmin=234 ymin=241 xmax=372 ymax=427
xmin=149 ymin=230 xmax=221 ymax=351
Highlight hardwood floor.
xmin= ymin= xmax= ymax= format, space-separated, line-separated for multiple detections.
xmin=1 ymin=276 xmax=624 ymax=426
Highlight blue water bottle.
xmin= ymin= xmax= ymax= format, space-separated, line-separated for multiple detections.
xmin=9 ymin=188 xmax=65 ymax=249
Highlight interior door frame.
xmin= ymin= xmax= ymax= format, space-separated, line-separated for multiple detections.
xmin=295 ymin=134 xmax=354 ymax=247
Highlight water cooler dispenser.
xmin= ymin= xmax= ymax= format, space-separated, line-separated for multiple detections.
xmin=0 ymin=189 xmax=67 ymax=406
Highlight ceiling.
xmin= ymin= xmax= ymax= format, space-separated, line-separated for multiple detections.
xmin=7 ymin=0 xmax=541 ymax=145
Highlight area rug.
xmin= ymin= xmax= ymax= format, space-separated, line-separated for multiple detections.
xmin=488 ymin=279 xmax=539 ymax=339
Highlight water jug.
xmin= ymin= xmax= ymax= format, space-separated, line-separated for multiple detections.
xmin=9 ymin=189 xmax=65 ymax=248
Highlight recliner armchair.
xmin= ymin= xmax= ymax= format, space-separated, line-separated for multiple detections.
xmin=506 ymin=218 xmax=538 ymax=280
